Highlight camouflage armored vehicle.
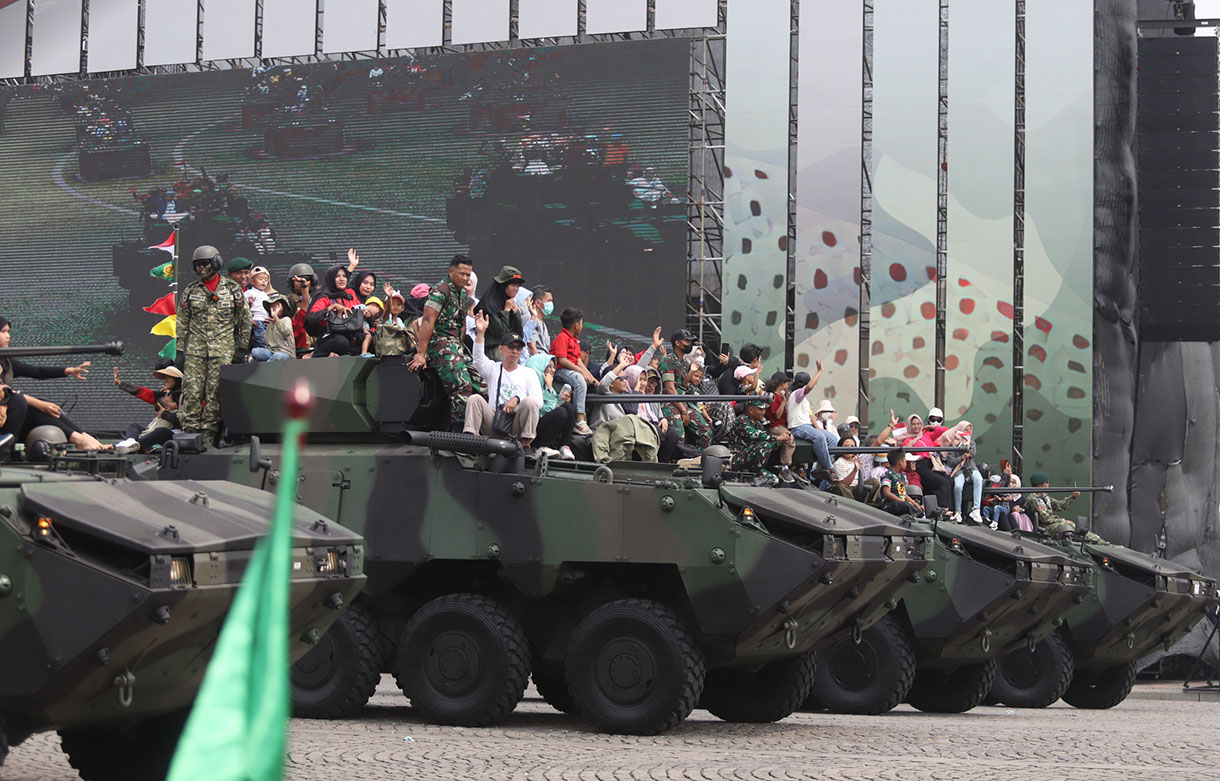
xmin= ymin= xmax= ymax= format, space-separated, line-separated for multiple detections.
xmin=152 ymin=357 xmax=932 ymax=735
xmin=808 ymin=513 xmax=1092 ymax=715
xmin=0 ymin=344 xmax=365 ymax=779
xmin=990 ymin=535 xmax=1217 ymax=710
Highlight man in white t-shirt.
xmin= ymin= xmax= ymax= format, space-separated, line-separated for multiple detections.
xmin=787 ymin=359 xmax=835 ymax=473
xmin=466 ymin=310 xmax=543 ymax=449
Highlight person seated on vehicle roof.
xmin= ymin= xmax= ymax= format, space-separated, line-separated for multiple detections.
xmin=306 ymin=263 xmax=362 ymax=358
xmin=787 ymin=361 xmax=835 ymax=476
xmin=903 ymin=453 xmax=925 ymax=503
xmin=551 ymin=307 xmax=595 ymax=436
xmin=526 ymin=352 xmax=577 ymax=460
xmin=112 ymin=393 xmax=180 ymax=454
xmin=874 ymin=449 xmax=924 ymax=517
xmin=982 ymin=459 xmax=1022 ymax=531
xmin=829 ymin=436 xmax=867 ymax=500
xmin=655 ymin=328 xmax=712 ymax=451
xmin=761 ymin=371 xmax=797 ymax=483
xmin=465 ymin=313 xmax=543 ymax=450
xmin=1023 ymin=473 xmax=1101 ymax=540
xmin=897 ymin=411 xmax=953 ymax=517
xmin=349 ymin=268 xmax=379 ymax=305
xmin=520 ymin=285 xmax=554 ymax=356
xmin=359 ymin=297 xmax=385 ymax=355
xmin=626 ymin=366 xmax=689 ymax=462
xmin=855 ymin=410 xmax=898 ymax=492
xmin=475 ymin=266 xmax=526 ymax=361
xmin=589 ymin=348 xmax=639 ymax=430
xmin=938 ymin=421 xmax=985 ymax=525
xmin=252 ymin=295 xmax=296 ymax=362
xmin=717 ymin=342 xmax=762 ymax=395
xmin=113 ymin=361 xmax=182 ymax=405
xmin=0 ymin=316 xmax=105 ymax=451
xmin=723 ymin=398 xmax=791 ymax=486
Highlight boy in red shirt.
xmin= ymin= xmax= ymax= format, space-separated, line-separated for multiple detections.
xmin=763 ymin=371 xmax=796 ymax=481
xmin=550 ymin=307 xmax=595 ymax=434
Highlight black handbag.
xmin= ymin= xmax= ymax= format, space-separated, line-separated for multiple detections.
xmin=326 ymin=303 xmax=365 ymax=337
xmin=491 ymin=366 xmax=516 ymax=437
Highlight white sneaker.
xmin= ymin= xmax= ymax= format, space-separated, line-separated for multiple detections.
xmin=559 ymin=445 xmax=576 ymax=460
xmin=536 ymin=446 xmax=562 ymax=459
xmin=573 ymin=420 xmax=593 ymax=436
xmin=113 ymin=438 xmax=140 ymax=455
xmin=969 ymin=508 xmax=984 ymax=525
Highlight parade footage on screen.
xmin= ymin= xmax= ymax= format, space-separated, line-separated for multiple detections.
xmin=0 ymin=38 xmax=690 ymax=429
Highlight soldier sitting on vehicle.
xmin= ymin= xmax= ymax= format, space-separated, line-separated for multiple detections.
xmin=1024 ymin=473 xmax=1102 ymax=540
xmin=724 ymin=398 xmax=792 ymax=486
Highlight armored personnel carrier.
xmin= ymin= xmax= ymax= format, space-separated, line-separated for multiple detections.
xmin=990 ymin=534 xmax=1217 ymax=709
xmin=0 ymin=344 xmax=366 ymax=779
xmin=152 ymin=357 xmax=932 ymax=735
xmin=808 ymin=512 xmax=1092 ymax=715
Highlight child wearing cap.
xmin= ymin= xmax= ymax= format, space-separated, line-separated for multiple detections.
xmin=252 ymin=296 xmax=295 ymax=362
xmin=360 ymin=297 xmax=385 ymax=355
xmin=245 ymin=265 xmax=274 ymax=349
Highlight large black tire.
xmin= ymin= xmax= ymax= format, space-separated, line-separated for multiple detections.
xmin=533 ymin=660 xmax=580 ymax=714
xmin=907 ymin=659 xmax=998 ymax=714
xmin=702 ymin=651 xmax=816 ymax=723
xmin=0 ymin=718 xmax=7 ymax=768
xmin=990 ymin=631 xmax=1075 ymax=708
xmin=59 ymin=710 xmax=188 ymax=781
xmin=810 ymin=615 xmax=916 ymax=715
xmin=394 ymin=593 xmax=530 ymax=726
xmin=291 ymin=600 xmax=385 ymax=719
xmin=566 ymin=598 xmax=705 ymax=735
xmin=1061 ymin=661 xmax=1138 ymax=709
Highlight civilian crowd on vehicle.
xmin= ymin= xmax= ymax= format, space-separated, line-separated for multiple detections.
xmin=0 ymin=249 xmax=1084 ymax=538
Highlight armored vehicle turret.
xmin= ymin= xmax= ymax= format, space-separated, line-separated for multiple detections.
xmin=153 ymin=356 xmax=933 ymax=735
xmin=0 ymin=344 xmax=365 ymax=779
xmin=990 ymin=534 xmax=1217 ymax=709
xmin=807 ymin=511 xmax=1092 ymax=715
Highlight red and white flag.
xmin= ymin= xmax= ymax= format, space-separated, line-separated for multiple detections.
xmin=148 ymin=232 xmax=176 ymax=255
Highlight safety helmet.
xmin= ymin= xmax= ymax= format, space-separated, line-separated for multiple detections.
xmin=25 ymin=424 xmax=67 ymax=462
xmin=288 ymin=262 xmax=318 ymax=287
xmin=191 ymin=245 xmax=224 ymax=273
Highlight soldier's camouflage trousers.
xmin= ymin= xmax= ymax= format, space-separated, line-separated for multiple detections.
xmin=662 ymin=402 xmax=711 ymax=449
xmin=429 ymin=336 xmax=477 ymax=427
xmin=1044 ymin=517 xmax=1102 ymax=541
xmin=180 ymin=354 xmax=224 ymax=435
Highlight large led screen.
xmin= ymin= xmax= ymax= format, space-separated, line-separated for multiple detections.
xmin=0 ymin=39 xmax=690 ymax=431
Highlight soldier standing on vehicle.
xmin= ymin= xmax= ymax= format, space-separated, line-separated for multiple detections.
xmin=177 ymin=245 xmax=252 ymax=445
xmin=409 ymin=254 xmax=476 ymax=427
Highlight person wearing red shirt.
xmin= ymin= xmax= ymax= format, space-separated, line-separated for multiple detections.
xmin=763 ymin=371 xmax=796 ymax=480
xmin=550 ymin=308 xmax=595 ymax=435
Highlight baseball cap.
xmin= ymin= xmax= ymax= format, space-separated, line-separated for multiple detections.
xmin=734 ymin=364 xmax=760 ymax=380
xmin=250 ymin=265 xmax=270 ymax=277
xmin=500 ymin=331 xmax=526 ymax=348
xmin=493 ymin=266 xmax=525 ymax=285
xmin=670 ymin=328 xmax=697 ymax=345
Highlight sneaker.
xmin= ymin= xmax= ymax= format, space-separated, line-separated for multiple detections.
xmin=779 ymin=465 xmax=795 ymax=484
xmin=113 ymin=438 xmax=140 ymax=455
xmin=792 ymin=470 xmax=811 ymax=486
xmin=536 ymin=446 xmax=562 ymax=459
xmin=559 ymin=445 xmax=576 ymax=460
xmin=573 ymin=420 xmax=593 ymax=436
xmin=989 ymin=520 xmax=999 ymax=531
xmin=969 ymin=508 xmax=984 ymax=525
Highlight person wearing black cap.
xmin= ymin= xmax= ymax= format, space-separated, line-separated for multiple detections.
xmin=657 ymin=327 xmax=711 ymax=448
xmin=466 ymin=311 xmax=543 ymax=449
xmin=475 ymin=265 xmax=526 ymax=361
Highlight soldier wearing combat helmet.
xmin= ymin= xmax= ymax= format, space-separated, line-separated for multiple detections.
xmin=177 ymin=245 xmax=252 ymax=444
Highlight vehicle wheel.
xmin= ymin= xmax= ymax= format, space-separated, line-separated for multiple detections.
xmin=394 ymin=593 xmax=530 ymax=726
xmin=907 ymin=659 xmax=998 ymax=713
xmin=532 ymin=659 xmax=580 ymax=714
xmin=799 ymin=690 xmax=824 ymax=711
xmin=702 ymin=651 xmax=816 ymax=723
xmin=59 ymin=710 xmax=188 ymax=781
xmin=810 ymin=615 xmax=916 ymax=715
xmin=0 ymin=718 xmax=8 ymax=767
xmin=1061 ymin=661 xmax=1138 ymax=709
xmin=990 ymin=630 xmax=1075 ymax=708
xmin=566 ymin=598 xmax=705 ymax=735
xmin=291 ymin=600 xmax=385 ymax=719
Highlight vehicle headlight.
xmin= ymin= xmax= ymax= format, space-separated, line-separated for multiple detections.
xmin=169 ymin=556 xmax=192 ymax=587
xmin=1193 ymin=580 xmax=1204 ymax=596
xmin=316 ymin=550 xmax=343 ymax=574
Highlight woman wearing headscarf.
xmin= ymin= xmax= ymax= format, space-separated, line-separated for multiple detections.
xmin=349 ymin=270 xmax=379 ymax=304
xmin=938 ymin=421 xmax=984 ymax=523
xmin=474 ymin=266 xmax=525 ymax=361
xmin=900 ymin=413 xmax=953 ymax=514
xmin=525 ymin=352 xmax=577 ymax=459
xmin=0 ymin=316 xmax=105 ymax=450
xmin=306 ymin=264 xmax=362 ymax=357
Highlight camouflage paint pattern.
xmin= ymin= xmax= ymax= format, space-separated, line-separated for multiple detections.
xmin=164 ymin=356 xmax=937 ymax=672
xmin=0 ymin=462 xmax=364 ymax=739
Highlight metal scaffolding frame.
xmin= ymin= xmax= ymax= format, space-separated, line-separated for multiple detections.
xmin=686 ymin=3 xmax=727 ymax=346
xmin=934 ymin=0 xmax=949 ymax=410
xmin=785 ymin=0 xmax=799 ymax=370
xmin=858 ymin=0 xmax=874 ymax=425
xmin=1011 ymin=0 xmax=1027 ymax=473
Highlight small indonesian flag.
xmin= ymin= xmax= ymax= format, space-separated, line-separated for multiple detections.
xmin=148 ymin=232 xmax=176 ymax=255
xmin=143 ymin=292 xmax=177 ymax=316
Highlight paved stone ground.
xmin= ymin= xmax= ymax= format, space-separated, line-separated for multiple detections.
xmin=5 ymin=678 xmax=1220 ymax=780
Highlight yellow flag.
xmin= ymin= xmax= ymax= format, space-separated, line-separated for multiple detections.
xmin=151 ymin=314 xmax=177 ymax=338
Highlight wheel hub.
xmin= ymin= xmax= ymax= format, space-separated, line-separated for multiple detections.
xmin=425 ymin=630 xmax=482 ymax=695
xmin=595 ymin=638 xmax=656 ymax=705
xmin=1003 ymin=650 xmax=1043 ymax=690
xmin=829 ymin=641 xmax=877 ymax=691
xmin=291 ymin=635 xmax=336 ymax=689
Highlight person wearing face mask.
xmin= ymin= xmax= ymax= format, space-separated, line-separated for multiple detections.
xmin=938 ymin=420 xmax=984 ymax=524
xmin=522 ymin=285 xmax=554 ymax=355
xmin=812 ymin=399 xmax=840 ymax=447
xmin=898 ymin=413 xmax=953 ymax=514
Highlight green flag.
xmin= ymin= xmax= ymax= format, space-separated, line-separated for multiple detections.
xmin=167 ymin=383 xmax=312 ymax=781
xmin=158 ymin=338 xmax=177 ymax=360
xmin=150 ymin=260 xmax=174 ymax=279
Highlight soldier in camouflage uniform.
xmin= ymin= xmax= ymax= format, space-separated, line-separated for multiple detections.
xmin=657 ymin=329 xmax=711 ymax=448
xmin=1023 ymin=472 xmax=1100 ymax=539
xmin=724 ymin=398 xmax=791 ymax=486
xmin=409 ymin=255 xmax=477 ymax=427
xmin=176 ymin=245 xmax=252 ymax=443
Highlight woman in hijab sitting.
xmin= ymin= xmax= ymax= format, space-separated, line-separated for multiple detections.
xmin=474 ymin=266 xmax=525 ymax=361
xmin=938 ymin=420 xmax=984 ymax=524
xmin=306 ymin=264 xmax=363 ymax=358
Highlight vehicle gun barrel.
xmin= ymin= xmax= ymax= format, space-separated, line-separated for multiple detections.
xmin=586 ymin=394 xmax=771 ymax=404
xmin=0 ymin=341 xmax=124 ymax=359
xmin=983 ymin=485 xmax=1114 ymax=494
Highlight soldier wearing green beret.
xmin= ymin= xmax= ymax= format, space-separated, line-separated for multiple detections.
xmin=724 ymin=398 xmax=791 ymax=486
